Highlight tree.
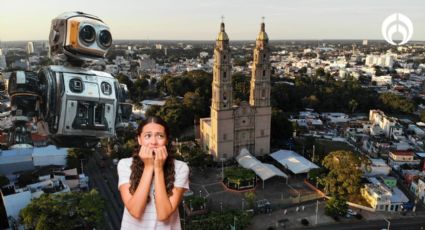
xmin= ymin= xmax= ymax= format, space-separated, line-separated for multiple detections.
xmin=348 ymin=99 xmax=358 ymax=113
xmin=180 ymin=143 xmax=213 ymax=169
xmin=156 ymin=97 xmax=193 ymax=137
xmin=325 ymin=196 xmax=348 ymax=218
xmin=244 ymin=191 xmax=256 ymax=209
xmin=315 ymin=67 xmax=325 ymax=77
xmin=271 ymin=109 xmax=293 ymax=147
xmin=20 ymin=190 xmax=105 ymax=230
xmin=378 ymin=92 xmax=415 ymax=114
xmin=183 ymin=91 xmax=205 ymax=119
xmin=0 ymin=175 xmax=9 ymax=187
xmin=66 ymin=148 xmax=93 ymax=173
xmin=321 ymin=150 xmax=370 ymax=198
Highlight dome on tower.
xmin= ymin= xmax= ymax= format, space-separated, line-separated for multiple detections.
xmin=256 ymin=22 xmax=268 ymax=41
xmin=217 ymin=22 xmax=229 ymax=41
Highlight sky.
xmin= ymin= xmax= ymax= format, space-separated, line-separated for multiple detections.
xmin=0 ymin=0 xmax=424 ymax=41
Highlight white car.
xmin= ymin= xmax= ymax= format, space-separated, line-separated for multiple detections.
xmin=347 ymin=208 xmax=357 ymax=216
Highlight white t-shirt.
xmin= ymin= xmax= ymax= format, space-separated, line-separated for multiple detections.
xmin=117 ymin=157 xmax=189 ymax=230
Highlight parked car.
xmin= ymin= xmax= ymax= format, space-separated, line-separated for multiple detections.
xmin=347 ymin=208 xmax=357 ymax=216
xmin=401 ymin=202 xmax=414 ymax=211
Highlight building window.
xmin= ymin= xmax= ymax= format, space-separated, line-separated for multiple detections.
xmin=223 ymin=134 xmax=227 ymax=141
xmin=223 ymin=71 xmax=227 ymax=79
xmin=261 ymin=89 xmax=265 ymax=98
xmin=263 ymin=54 xmax=266 ymax=60
xmin=223 ymin=92 xmax=227 ymax=101
xmin=223 ymin=55 xmax=226 ymax=60
xmin=261 ymin=129 xmax=264 ymax=136
xmin=263 ymin=70 xmax=266 ymax=76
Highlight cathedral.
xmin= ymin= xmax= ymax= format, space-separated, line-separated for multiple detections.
xmin=200 ymin=22 xmax=272 ymax=161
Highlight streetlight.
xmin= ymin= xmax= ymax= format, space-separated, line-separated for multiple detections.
xmin=384 ymin=218 xmax=390 ymax=230
xmin=242 ymin=198 xmax=245 ymax=211
xmin=220 ymin=201 xmax=223 ymax=213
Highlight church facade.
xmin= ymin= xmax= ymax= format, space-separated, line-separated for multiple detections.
xmin=200 ymin=22 xmax=271 ymax=161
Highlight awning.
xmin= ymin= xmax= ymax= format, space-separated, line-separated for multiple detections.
xmin=270 ymin=149 xmax=319 ymax=174
xmin=236 ymin=148 xmax=288 ymax=181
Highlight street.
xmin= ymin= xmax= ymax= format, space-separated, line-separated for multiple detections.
xmin=85 ymin=148 xmax=124 ymax=230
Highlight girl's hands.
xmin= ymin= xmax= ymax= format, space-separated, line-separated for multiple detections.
xmin=139 ymin=145 xmax=154 ymax=169
xmin=139 ymin=145 xmax=168 ymax=170
xmin=153 ymin=146 xmax=168 ymax=170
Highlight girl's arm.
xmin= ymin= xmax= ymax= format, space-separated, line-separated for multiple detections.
xmin=153 ymin=168 xmax=187 ymax=221
xmin=119 ymin=166 xmax=154 ymax=219
xmin=118 ymin=146 xmax=155 ymax=219
xmin=153 ymin=146 xmax=188 ymax=221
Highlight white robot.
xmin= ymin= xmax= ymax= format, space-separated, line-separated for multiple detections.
xmin=8 ymin=12 xmax=131 ymax=148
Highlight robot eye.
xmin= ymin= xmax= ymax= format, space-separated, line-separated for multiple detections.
xmin=70 ymin=78 xmax=84 ymax=93
xmin=99 ymin=30 xmax=112 ymax=48
xmin=79 ymin=25 xmax=96 ymax=44
xmin=101 ymin=82 xmax=112 ymax=95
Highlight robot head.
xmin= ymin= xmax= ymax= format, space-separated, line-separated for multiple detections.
xmin=49 ymin=11 xmax=112 ymax=62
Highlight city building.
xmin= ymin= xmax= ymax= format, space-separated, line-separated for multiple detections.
xmin=410 ymin=177 xmax=425 ymax=205
xmin=26 ymin=42 xmax=34 ymax=55
xmin=369 ymin=110 xmax=403 ymax=138
xmin=388 ymin=150 xmax=421 ymax=168
xmin=0 ymin=145 xmax=68 ymax=174
xmin=361 ymin=177 xmax=409 ymax=212
xmin=200 ymin=22 xmax=271 ymax=160
xmin=364 ymin=158 xmax=391 ymax=176
xmin=1 ymin=175 xmax=71 ymax=220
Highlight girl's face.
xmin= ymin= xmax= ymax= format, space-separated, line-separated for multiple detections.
xmin=138 ymin=122 xmax=167 ymax=148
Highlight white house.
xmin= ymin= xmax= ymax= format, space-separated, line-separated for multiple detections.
xmin=32 ymin=145 xmax=68 ymax=166
xmin=365 ymin=158 xmax=391 ymax=176
xmin=410 ymin=178 xmax=425 ymax=205
xmin=369 ymin=110 xmax=403 ymax=138
xmin=2 ymin=177 xmax=70 ymax=220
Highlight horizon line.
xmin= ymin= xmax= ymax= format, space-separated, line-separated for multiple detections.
xmin=2 ymin=38 xmax=425 ymax=43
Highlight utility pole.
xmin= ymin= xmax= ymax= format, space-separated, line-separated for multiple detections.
xmin=315 ymin=200 xmax=319 ymax=225
xmin=80 ymin=159 xmax=84 ymax=174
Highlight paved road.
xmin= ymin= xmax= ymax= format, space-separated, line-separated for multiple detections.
xmin=304 ymin=217 xmax=425 ymax=230
xmin=85 ymin=149 xmax=123 ymax=230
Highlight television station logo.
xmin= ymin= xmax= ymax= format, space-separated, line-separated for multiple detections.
xmin=381 ymin=13 xmax=413 ymax=45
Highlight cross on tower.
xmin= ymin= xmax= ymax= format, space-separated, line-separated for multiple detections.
xmin=261 ymin=16 xmax=265 ymax=23
xmin=221 ymin=15 xmax=225 ymax=23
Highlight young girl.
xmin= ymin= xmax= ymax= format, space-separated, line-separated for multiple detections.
xmin=118 ymin=116 xmax=189 ymax=229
